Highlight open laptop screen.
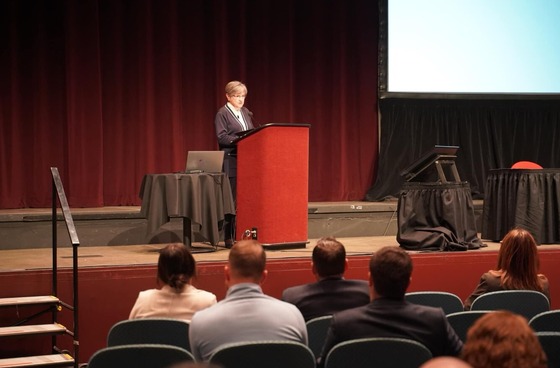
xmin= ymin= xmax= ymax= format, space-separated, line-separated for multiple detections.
xmin=185 ymin=151 xmax=224 ymax=173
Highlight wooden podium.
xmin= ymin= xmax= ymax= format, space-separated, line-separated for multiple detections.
xmin=235 ymin=123 xmax=310 ymax=249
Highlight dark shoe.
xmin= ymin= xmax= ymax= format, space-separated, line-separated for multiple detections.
xmin=225 ymin=239 xmax=234 ymax=249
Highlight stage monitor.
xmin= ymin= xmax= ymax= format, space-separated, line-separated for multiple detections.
xmin=400 ymin=145 xmax=459 ymax=182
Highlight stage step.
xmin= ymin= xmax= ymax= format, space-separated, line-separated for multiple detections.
xmin=0 ymin=295 xmax=60 ymax=307
xmin=0 ymin=354 xmax=74 ymax=367
xmin=0 ymin=323 xmax=68 ymax=338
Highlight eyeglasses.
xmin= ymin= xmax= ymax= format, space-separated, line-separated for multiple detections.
xmin=230 ymin=95 xmax=246 ymax=99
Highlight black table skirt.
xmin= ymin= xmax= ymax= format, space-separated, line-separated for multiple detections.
xmin=397 ymin=182 xmax=483 ymax=251
xmin=139 ymin=173 xmax=235 ymax=246
xmin=482 ymin=169 xmax=560 ymax=244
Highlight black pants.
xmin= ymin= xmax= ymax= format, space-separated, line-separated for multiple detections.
xmin=225 ymin=175 xmax=236 ymax=241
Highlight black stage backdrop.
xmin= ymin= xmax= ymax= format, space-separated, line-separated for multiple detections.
xmin=0 ymin=0 xmax=378 ymax=208
xmin=366 ymin=98 xmax=560 ymax=201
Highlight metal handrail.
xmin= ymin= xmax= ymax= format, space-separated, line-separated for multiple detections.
xmin=50 ymin=167 xmax=79 ymax=368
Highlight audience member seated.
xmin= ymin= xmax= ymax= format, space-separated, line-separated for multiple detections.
xmin=420 ymin=357 xmax=472 ymax=368
xmin=463 ymin=228 xmax=550 ymax=310
xmin=189 ymin=240 xmax=307 ymax=361
xmin=319 ymin=246 xmax=462 ymax=366
xmin=281 ymin=237 xmax=370 ymax=321
xmin=129 ymin=243 xmax=217 ymax=322
xmin=461 ymin=310 xmax=547 ymax=368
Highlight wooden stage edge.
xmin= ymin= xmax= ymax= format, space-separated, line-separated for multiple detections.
xmin=3 ymin=234 xmax=560 ymax=272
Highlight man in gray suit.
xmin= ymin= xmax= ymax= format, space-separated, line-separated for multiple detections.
xmin=282 ymin=237 xmax=370 ymax=321
xmin=189 ymin=240 xmax=307 ymax=361
xmin=319 ymin=246 xmax=463 ymax=366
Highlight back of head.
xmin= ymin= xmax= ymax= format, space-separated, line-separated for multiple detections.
xmin=420 ymin=357 xmax=472 ymax=368
xmin=497 ymin=228 xmax=542 ymax=290
xmin=312 ymin=237 xmax=346 ymax=278
xmin=157 ymin=243 xmax=196 ymax=292
xmin=369 ymin=246 xmax=412 ymax=299
xmin=228 ymin=240 xmax=266 ymax=282
xmin=461 ymin=311 xmax=547 ymax=368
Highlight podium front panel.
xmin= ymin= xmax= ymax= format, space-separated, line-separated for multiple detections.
xmin=236 ymin=125 xmax=309 ymax=245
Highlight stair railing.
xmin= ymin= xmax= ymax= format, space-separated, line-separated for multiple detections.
xmin=51 ymin=167 xmax=79 ymax=367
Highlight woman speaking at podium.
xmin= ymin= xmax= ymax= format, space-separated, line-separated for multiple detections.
xmin=214 ymin=81 xmax=255 ymax=248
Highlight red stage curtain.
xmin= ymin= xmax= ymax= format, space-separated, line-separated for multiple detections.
xmin=0 ymin=0 xmax=378 ymax=208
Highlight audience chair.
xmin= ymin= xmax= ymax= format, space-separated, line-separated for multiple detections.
xmin=470 ymin=290 xmax=550 ymax=320
xmin=107 ymin=318 xmax=190 ymax=351
xmin=88 ymin=344 xmax=194 ymax=368
xmin=208 ymin=340 xmax=315 ymax=368
xmin=536 ymin=332 xmax=560 ymax=368
xmin=405 ymin=291 xmax=464 ymax=315
xmin=511 ymin=161 xmax=543 ymax=169
xmin=446 ymin=310 xmax=490 ymax=343
xmin=323 ymin=337 xmax=432 ymax=368
xmin=306 ymin=315 xmax=333 ymax=359
xmin=529 ymin=310 xmax=560 ymax=332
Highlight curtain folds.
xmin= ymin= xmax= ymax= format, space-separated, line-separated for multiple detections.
xmin=366 ymin=98 xmax=560 ymax=202
xmin=0 ymin=0 xmax=379 ymax=208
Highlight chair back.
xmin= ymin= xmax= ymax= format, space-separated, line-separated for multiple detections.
xmin=306 ymin=315 xmax=333 ymax=358
xmin=208 ymin=340 xmax=315 ymax=368
xmin=511 ymin=161 xmax=543 ymax=169
xmin=324 ymin=337 xmax=432 ymax=368
xmin=405 ymin=291 xmax=464 ymax=315
xmin=446 ymin=310 xmax=490 ymax=343
xmin=107 ymin=318 xmax=190 ymax=351
xmin=470 ymin=290 xmax=550 ymax=320
xmin=536 ymin=332 xmax=560 ymax=368
xmin=529 ymin=310 xmax=560 ymax=332
xmin=88 ymin=344 xmax=194 ymax=368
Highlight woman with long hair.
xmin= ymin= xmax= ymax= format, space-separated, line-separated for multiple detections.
xmin=129 ymin=243 xmax=216 ymax=322
xmin=463 ymin=227 xmax=549 ymax=310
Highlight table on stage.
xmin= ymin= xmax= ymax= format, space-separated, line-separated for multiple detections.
xmin=139 ymin=173 xmax=235 ymax=248
xmin=482 ymin=169 xmax=560 ymax=244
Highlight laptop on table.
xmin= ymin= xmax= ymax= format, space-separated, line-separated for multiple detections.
xmin=185 ymin=151 xmax=224 ymax=174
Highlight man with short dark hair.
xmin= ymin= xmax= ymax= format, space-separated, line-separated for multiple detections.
xmin=282 ymin=237 xmax=370 ymax=321
xmin=189 ymin=240 xmax=307 ymax=361
xmin=319 ymin=246 xmax=462 ymax=366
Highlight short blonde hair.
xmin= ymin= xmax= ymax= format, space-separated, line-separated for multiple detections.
xmin=225 ymin=81 xmax=247 ymax=96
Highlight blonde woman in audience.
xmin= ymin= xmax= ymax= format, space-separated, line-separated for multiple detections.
xmin=461 ymin=310 xmax=547 ymax=368
xmin=464 ymin=227 xmax=549 ymax=310
xmin=129 ymin=243 xmax=216 ymax=322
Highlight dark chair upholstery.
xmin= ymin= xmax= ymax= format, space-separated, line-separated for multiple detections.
xmin=536 ymin=332 xmax=560 ymax=368
xmin=529 ymin=310 xmax=560 ymax=332
xmin=470 ymin=290 xmax=550 ymax=320
xmin=446 ymin=310 xmax=490 ymax=343
xmin=88 ymin=344 xmax=194 ymax=368
xmin=107 ymin=318 xmax=190 ymax=351
xmin=324 ymin=337 xmax=432 ymax=368
xmin=405 ymin=291 xmax=464 ymax=315
xmin=208 ymin=340 xmax=316 ymax=368
xmin=306 ymin=315 xmax=333 ymax=359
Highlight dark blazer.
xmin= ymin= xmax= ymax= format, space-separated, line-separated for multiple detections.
xmin=282 ymin=277 xmax=371 ymax=321
xmin=214 ymin=105 xmax=255 ymax=178
xmin=463 ymin=272 xmax=550 ymax=310
xmin=319 ymin=297 xmax=463 ymax=365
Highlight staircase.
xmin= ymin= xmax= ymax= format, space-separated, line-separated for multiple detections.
xmin=0 ymin=168 xmax=79 ymax=367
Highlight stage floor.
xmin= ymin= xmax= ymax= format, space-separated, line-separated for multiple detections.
xmin=0 ymin=235 xmax=513 ymax=272
xmin=2 ymin=200 xmax=560 ymax=272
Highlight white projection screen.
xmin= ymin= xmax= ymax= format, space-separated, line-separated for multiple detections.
xmin=379 ymin=0 xmax=560 ymax=98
